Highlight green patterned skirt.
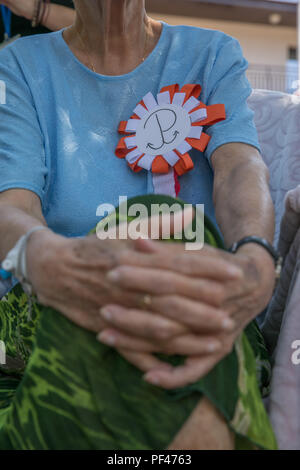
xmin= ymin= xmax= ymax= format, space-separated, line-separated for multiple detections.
xmin=0 ymin=195 xmax=277 ymax=450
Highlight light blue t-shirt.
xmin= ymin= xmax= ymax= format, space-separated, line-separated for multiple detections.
xmin=0 ymin=23 xmax=259 ymax=237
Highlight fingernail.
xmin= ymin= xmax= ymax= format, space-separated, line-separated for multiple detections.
xmin=144 ymin=373 xmax=160 ymax=385
xmin=97 ymin=332 xmax=115 ymax=346
xmin=106 ymin=270 xmax=121 ymax=283
xmin=207 ymin=342 xmax=221 ymax=353
xmin=100 ymin=307 xmax=112 ymax=321
xmin=138 ymin=238 xmax=155 ymax=247
xmin=222 ymin=318 xmax=235 ymax=330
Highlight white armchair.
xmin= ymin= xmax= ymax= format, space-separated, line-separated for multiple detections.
xmin=248 ymin=89 xmax=300 ymax=245
xmin=248 ymin=89 xmax=300 ymax=449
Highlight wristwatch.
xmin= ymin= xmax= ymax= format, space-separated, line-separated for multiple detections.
xmin=229 ymin=236 xmax=283 ymax=279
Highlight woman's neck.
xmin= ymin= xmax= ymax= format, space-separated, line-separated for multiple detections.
xmin=65 ymin=0 xmax=162 ymax=76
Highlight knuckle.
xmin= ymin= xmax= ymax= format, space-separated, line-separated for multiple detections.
xmin=197 ymin=280 xmax=226 ymax=305
xmin=157 ymin=296 xmax=178 ymax=319
xmin=109 ymin=266 xmax=131 ymax=283
xmin=114 ymin=265 xmax=127 ymax=278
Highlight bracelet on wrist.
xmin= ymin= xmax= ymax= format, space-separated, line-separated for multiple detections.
xmin=229 ymin=236 xmax=283 ymax=280
xmin=31 ymin=0 xmax=40 ymax=27
xmin=32 ymin=0 xmax=49 ymax=28
xmin=0 ymin=226 xmax=49 ymax=295
xmin=39 ymin=0 xmax=50 ymax=26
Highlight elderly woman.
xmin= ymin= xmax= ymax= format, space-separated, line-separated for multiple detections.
xmin=0 ymin=0 xmax=277 ymax=450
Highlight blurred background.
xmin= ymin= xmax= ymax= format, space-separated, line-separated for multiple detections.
xmin=146 ymin=0 xmax=299 ymax=94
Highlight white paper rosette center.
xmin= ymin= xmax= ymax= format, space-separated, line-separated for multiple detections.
xmin=135 ymin=103 xmax=191 ymax=157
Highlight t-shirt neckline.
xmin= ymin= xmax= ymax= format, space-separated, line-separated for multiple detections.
xmin=58 ymin=21 xmax=167 ymax=81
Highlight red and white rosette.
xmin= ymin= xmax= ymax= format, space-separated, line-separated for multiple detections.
xmin=116 ymin=84 xmax=226 ymax=196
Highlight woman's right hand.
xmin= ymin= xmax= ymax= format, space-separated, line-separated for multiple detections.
xmin=0 ymin=0 xmax=35 ymax=21
xmin=26 ymin=229 xmax=145 ymax=332
xmin=25 ymin=206 xmax=196 ymax=336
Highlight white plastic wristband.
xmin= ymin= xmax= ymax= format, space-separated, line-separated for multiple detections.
xmin=1 ymin=226 xmax=49 ymax=295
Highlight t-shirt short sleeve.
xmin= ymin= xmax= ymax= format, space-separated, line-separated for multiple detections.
xmin=0 ymin=46 xmax=48 ymax=201
xmin=204 ymin=36 xmax=260 ymax=162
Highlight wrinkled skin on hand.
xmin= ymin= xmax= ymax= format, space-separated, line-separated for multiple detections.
xmin=98 ymin=240 xmax=275 ymax=389
xmin=27 ymin=230 xmax=155 ymax=332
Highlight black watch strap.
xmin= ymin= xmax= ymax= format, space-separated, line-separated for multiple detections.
xmin=229 ymin=236 xmax=282 ymax=278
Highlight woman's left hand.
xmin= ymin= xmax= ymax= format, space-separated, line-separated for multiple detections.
xmin=97 ymin=240 xmax=276 ymax=389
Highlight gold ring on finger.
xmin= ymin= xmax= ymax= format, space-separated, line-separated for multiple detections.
xmin=142 ymin=294 xmax=152 ymax=309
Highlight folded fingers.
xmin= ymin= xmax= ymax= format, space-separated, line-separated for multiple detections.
xmin=107 ymin=266 xmax=228 ymax=307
